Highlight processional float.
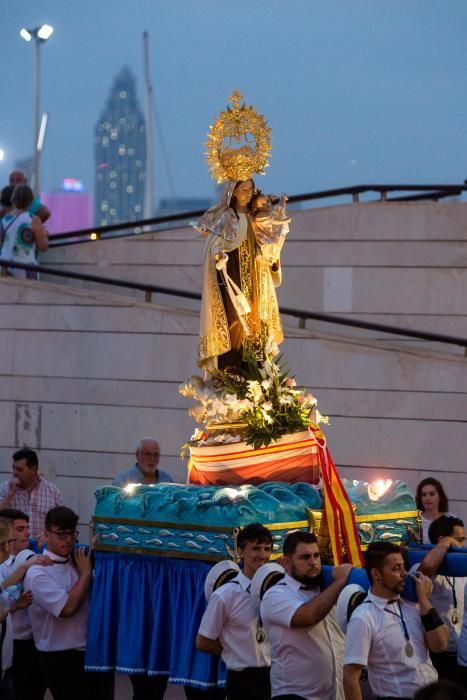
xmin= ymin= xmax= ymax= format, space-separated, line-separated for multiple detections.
xmin=87 ymin=91 xmax=465 ymax=686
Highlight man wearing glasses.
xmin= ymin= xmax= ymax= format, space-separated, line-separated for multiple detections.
xmin=112 ymin=437 xmax=173 ymax=488
xmin=24 ymin=506 xmax=113 ymax=699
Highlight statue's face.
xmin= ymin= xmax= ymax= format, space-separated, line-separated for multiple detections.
xmin=233 ymin=180 xmax=254 ymax=207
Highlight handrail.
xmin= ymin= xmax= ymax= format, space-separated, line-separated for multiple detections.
xmin=2 ymin=259 xmax=467 ymax=352
xmin=49 ymin=183 xmax=467 ymax=247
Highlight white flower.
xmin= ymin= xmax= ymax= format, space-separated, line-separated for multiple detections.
xmin=261 ymin=407 xmax=274 ymax=424
xmin=247 ymin=380 xmax=264 ymax=403
xmin=261 ymin=379 xmax=272 ymax=391
xmin=279 ymin=395 xmax=294 ymax=405
xmin=262 ymin=401 xmax=273 ymax=411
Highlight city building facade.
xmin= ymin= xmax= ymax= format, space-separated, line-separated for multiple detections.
xmin=94 ymin=65 xmax=146 ymax=226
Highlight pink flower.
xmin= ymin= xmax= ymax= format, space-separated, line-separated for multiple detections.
xmin=297 ymin=395 xmax=306 ymax=404
xmin=286 ymin=377 xmax=296 ymax=388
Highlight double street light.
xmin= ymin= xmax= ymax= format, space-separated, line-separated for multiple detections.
xmin=19 ymin=24 xmax=54 ymax=194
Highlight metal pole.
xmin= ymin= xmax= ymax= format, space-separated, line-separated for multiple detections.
xmin=143 ymin=31 xmax=155 ymax=219
xmin=32 ymin=37 xmax=41 ymax=194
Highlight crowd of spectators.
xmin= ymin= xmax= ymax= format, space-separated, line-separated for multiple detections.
xmin=0 ymin=444 xmax=465 ymax=700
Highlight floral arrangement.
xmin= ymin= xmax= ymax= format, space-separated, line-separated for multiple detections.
xmin=179 ymin=355 xmax=327 ymax=451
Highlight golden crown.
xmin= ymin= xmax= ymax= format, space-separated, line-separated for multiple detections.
xmin=205 ymin=89 xmax=272 ymax=183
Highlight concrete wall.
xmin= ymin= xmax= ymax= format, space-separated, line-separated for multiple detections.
xmin=1 ymin=269 xmax=466 ymax=533
xmin=44 ymin=200 xmax=467 ymax=344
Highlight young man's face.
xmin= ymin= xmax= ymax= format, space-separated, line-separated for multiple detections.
xmin=45 ymin=525 xmax=78 ymax=557
xmin=286 ymin=542 xmax=322 ymax=586
xmin=11 ymin=519 xmax=29 ymax=555
xmin=372 ymin=553 xmax=407 ymax=596
xmin=239 ymin=538 xmax=272 ymax=578
xmin=443 ymin=525 xmax=466 ymax=547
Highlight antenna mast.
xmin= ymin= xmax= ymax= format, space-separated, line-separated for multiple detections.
xmin=143 ymin=31 xmax=155 ymax=218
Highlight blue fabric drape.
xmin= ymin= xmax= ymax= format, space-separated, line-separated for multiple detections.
xmin=85 ymin=552 xmax=226 ymax=688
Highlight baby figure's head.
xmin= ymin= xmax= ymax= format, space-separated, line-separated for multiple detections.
xmin=251 ymin=192 xmax=274 ymax=217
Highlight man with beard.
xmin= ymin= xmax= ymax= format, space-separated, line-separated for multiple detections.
xmin=260 ymin=531 xmax=351 ymax=700
xmin=343 ymin=542 xmax=448 ymax=700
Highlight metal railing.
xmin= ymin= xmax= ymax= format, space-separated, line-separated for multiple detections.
xmin=2 ymin=259 xmax=467 ymax=353
xmin=48 ymin=183 xmax=467 ymax=248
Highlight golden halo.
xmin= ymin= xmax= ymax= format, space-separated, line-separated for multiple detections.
xmin=205 ymin=89 xmax=272 ymax=184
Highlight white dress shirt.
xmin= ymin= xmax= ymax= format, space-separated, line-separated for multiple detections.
xmin=457 ymin=584 xmax=467 ymax=667
xmin=261 ymin=573 xmax=342 ymax=700
xmin=344 ymin=590 xmax=438 ymax=697
xmin=0 ymin=555 xmax=32 ymax=640
xmin=24 ymin=549 xmax=88 ymax=652
xmin=0 ymin=561 xmax=14 ymax=673
xmin=198 ymin=571 xmax=270 ymax=671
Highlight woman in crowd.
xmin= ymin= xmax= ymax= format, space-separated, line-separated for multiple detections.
xmin=416 ymin=477 xmax=452 ymax=543
xmin=0 ymin=184 xmax=48 ymax=278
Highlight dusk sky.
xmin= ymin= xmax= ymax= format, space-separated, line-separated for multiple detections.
xmin=1 ymin=0 xmax=466 ymax=204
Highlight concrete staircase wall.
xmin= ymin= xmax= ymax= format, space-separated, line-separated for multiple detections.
xmin=1 ymin=274 xmax=466 ymax=532
xmin=43 ymin=200 xmax=467 ymax=345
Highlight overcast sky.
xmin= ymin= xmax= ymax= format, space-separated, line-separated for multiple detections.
xmin=1 ymin=0 xmax=466 ymax=203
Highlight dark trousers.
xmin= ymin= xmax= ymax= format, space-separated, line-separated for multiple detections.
xmin=129 ymin=673 xmax=169 ymax=700
xmin=12 ymin=638 xmax=47 ymax=700
xmin=0 ymin=669 xmax=13 ymax=700
xmin=38 ymin=649 xmax=114 ymax=700
xmin=430 ymin=650 xmax=463 ymax=685
xmin=226 ymin=667 xmax=270 ymax=700
xmin=273 ymin=696 xmax=306 ymax=700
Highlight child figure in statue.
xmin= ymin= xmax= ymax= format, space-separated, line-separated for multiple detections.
xmin=197 ymin=180 xmax=289 ymax=372
xmin=251 ymin=191 xmax=290 ymax=265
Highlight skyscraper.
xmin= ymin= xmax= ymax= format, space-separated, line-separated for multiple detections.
xmin=94 ymin=65 xmax=146 ymax=226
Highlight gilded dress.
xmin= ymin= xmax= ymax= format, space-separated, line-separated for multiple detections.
xmin=197 ymin=181 xmax=285 ymax=371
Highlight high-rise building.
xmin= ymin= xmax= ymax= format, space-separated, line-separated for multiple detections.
xmin=94 ymin=65 xmax=146 ymax=226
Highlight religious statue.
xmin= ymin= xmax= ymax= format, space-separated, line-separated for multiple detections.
xmin=194 ymin=90 xmax=290 ymax=372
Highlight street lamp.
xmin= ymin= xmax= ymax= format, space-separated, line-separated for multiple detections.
xmin=19 ymin=24 xmax=54 ymax=194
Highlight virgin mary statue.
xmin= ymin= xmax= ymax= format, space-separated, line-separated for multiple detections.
xmin=195 ymin=91 xmax=289 ymax=372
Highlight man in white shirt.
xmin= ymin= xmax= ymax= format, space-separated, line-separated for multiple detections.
xmin=415 ymin=514 xmax=466 ymax=685
xmin=24 ymin=506 xmax=113 ymax=700
xmin=0 ymin=508 xmax=47 ymax=699
xmin=0 ymin=517 xmax=51 ymax=698
xmin=343 ymin=541 xmax=449 ymax=700
xmin=260 ymin=530 xmax=351 ymax=700
xmin=197 ymin=523 xmax=273 ymax=700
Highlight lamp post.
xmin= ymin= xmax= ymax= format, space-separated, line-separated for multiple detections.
xmin=19 ymin=24 xmax=54 ymax=194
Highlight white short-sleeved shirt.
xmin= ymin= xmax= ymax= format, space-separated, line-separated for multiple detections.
xmin=198 ymin=571 xmax=270 ymax=671
xmin=457 ymin=584 xmax=467 ymax=667
xmin=344 ymin=590 xmax=437 ymax=697
xmin=0 ymin=562 xmax=14 ymax=673
xmin=260 ymin=573 xmax=342 ymax=700
xmin=24 ymin=549 xmax=88 ymax=652
xmin=0 ymin=555 xmax=32 ymax=641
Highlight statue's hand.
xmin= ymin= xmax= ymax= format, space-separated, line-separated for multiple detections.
xmin=215 ymin=253 xmax=229 ymax=271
